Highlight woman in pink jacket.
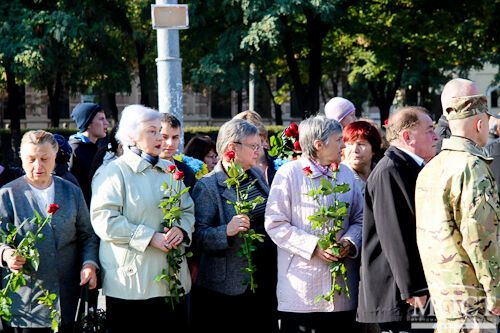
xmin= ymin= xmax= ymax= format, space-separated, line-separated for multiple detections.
xmin=265 ymin=115 xmax=363 ymax=333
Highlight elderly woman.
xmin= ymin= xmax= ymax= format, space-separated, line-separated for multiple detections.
xmin=90 ymin=105 xmax=195 ymax=332
xmin=0 ymin=130 xmax=98 ymax=333
xmin=342 ymin=120 xmax=382 ymax=193
xmin=191 ymin=118 xmax=278 ymax=333
xmin=265 ymin=115 xmax=363 ymax=333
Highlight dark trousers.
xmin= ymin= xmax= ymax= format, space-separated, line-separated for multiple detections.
xmin=191 ymin=286 xmax=279 ymax=333
xmin=280 ymin=310 xmax=360 ymax=333
xmin=106 ymin=296 xmax=188 ymax=333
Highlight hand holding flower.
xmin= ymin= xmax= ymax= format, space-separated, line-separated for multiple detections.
xmin=226 ymin=214 xmax=250 ymax=236
xmin=164 ymin=226 xmax=184 ymax=249
xmin=79 ymin=263 xmax=97 ymax=289
xmin=2 ymin=249 xmax=26 ymax=273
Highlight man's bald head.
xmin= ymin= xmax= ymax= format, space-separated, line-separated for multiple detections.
xmin=441 ymin=78 xmax=480 ymax=114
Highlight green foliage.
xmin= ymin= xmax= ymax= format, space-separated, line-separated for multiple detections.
xmin=304 ymin=164 xmax=350 ymax=303
xmin=0 ymin=208 xmax=60 ymax=331
xmin=224 ymin=156 xmax=265 ymax=293
xmin=156 ymin=167 xmax=191 ymax=309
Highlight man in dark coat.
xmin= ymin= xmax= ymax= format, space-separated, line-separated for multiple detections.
xmin=357 ymin=106 xmax=438 ymax=332
xmin=69 ymin=103 xmax=109 ymax=207
xmin=159 ymin=113 xmax=196 ymax=192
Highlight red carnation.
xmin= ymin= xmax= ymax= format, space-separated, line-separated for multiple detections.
xmin=330 ymin=162 xmax=339 ymax=172
xmin=167 ymin=164 xmax=177 ymax=173
xmin=47 ymin=203 xmax=60 ymax=215
xmin=289 ymin=123 xmax=298 ymax=132
xmin=173 ymin=170 xmax=185 ymax=181
xmin=303 ymin=166 xmax=312 ymax=176
xmin=293 ymin=140 xmax=302 ymax=152
xmin=224 ymin=150 xmax=236 ymax=162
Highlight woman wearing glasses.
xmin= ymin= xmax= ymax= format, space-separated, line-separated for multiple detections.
xmin=191 ymin=118 xmax=278 ymax=332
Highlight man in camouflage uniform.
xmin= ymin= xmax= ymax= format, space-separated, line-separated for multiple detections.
xmin=416 ymin=95 xmax=500 ymax=332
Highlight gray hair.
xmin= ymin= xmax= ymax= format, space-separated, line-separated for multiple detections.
xmin=116 ymin=104 xmax=162 ymax=147
xmin=216 ymin=118 xmax=259 ymax=155
xmin=20 ymin=130 xmax=58 ymax=158
xmin=299 ymin=115 xmax=343 ymax=158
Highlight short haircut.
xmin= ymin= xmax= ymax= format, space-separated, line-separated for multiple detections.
xmin=161 ymin=113 xmax=181 ymax=129
xmin=115 ymin=105 xmax=162 ymax=147
xmin=386 ymin=106 xmax=429 ymax=143
xmin=343 ymin=120 xmax=383 ymax=157
xmin=216 ymin=119 xmax=258 ymax=155
xmin=233 ymin=110 xmax=267 ymax=138
xmin=20 ymin=130 xmax=58 ymax=157
xmin=184 ymin=135 xmax=216 ymax=161
xmin=299 ymin=115 xmax=343 ymax=158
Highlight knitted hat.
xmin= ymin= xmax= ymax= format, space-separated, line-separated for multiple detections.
xmin=324 ymin=97 xmax=355 ymax=122
xmin=53 ymin=134 xmax=73 ymax=163
xmin=71 ymin=103 xmax=103 ymax=132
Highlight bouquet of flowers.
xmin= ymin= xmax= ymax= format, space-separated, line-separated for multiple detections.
xmin=174 ymin=154 xmax=209 ymax=179
xmin=303 ymin=163 xmax=351 ymax=303
xmin=0 ymin=203 xmax=61 ymax=332
xmin=268 ymin=123 xmax=301 ymax=170
xmin=156 ymin=165 xmax=192 ymax=309
xmin=223 ymin=151 xmax=265 ymax=292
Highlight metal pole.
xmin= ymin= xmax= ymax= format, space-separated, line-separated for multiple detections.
xmin=249 ymin=63 xmax=256 ymax=111
xmin=155 ymin=0 xmax=184 ymax=147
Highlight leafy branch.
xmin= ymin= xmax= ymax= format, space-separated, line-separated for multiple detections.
xmin=0 ymin=204 xmax=61 ymax=332
xmin=156 ymin=166 xmax=192 ymax=309
xmin=224 ymin=152 xmax=265 ymax=293
xmin=304 ymin=165 xmax=351 ymax=303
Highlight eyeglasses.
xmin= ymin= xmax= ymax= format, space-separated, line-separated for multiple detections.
xmin=234 ymin=142 xmax=262 ymax=152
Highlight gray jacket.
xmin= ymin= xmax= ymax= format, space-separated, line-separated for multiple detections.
xmin=0 ymin=176 xmax=98 ymax=328
xmin=192 ymin=162 xmax=269 ymax=295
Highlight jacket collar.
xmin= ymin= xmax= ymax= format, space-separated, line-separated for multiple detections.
xmin=385 ymin=146 xmax=424 ymax=171
xmin=441 ymin=136 xmax=492 ymax=161
xmin=299 ymin=156 xmax=334 ymax=179
xmin=214 ymin=161 xmax=269 ymax=195
xmin=121 ymin=148 xmax=170 ymax=173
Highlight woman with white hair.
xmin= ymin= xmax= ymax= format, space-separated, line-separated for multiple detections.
xmin=90 ymin=105 xmax=195 ymax=332
xmin=191 ymin=118 xmax=278 ymax=332
xmin=0 ymin=130 xmax=98 ymax=332
xmin=265 ymin=115 xmax=363 ymax=332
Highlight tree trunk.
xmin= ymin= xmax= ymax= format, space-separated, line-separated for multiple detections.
xmin=280 ymin=16 xmax=307 ymax=118
xmin=5 ymin=63 xmax=23 ymax=164
xmin=105 ymin=92 xmax=119 ymax=122
xmin=261 ymin=74 xmax=283 ymax=125
xmin=305 ymin=11 xmax=325 ymax=117
xmin=48 ymin=72 xmax=63 ymax=128
xmin=237 ymin=90 xmax=243 ymax=114
xmin=136 ymin=43 xmax=150 ymax=107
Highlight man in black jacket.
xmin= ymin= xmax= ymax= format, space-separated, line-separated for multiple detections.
xmin=357 ymin=106 xmax=438 ymax=332
xmin=69 ymin=102 xmax=110 ymax=206
xmin=159 ymin=113 xmax=196 ymax=192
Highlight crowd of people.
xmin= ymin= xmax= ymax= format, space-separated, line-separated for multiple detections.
xmin=0 ymin=77 xmax=498 ymax=333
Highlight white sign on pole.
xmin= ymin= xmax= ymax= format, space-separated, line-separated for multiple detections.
xmin=151 ymin=4 xmax=189 ymax=29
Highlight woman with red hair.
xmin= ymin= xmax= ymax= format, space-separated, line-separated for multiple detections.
xmin=342 ymin=120 xmax=383 ymax=193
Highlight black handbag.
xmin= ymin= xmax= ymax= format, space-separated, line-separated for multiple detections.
xmin=73 ymin=285 xmax=106 ymax=333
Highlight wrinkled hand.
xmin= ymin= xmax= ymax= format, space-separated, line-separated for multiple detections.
xmin=2 ymin=248 xmax=26 ymax=273
xmin=490 ymin=307 xmax=500 ymax=316
xmin=226 ymin=214 xmax=250 ymax=236
xmin=80 ymin=263 xmax=98 ymax=289
xmin=406 ymin=295 xmax=428 ymax=309
xmin=163 ymin=227 xmax=184 ymax=250
xmin=337 ymin=239 xmax=353 ymax=259
xmin=314 ymin=245 xmax=339 ymax=263
xmin=150 ymin=232 xmax=170 ymax=253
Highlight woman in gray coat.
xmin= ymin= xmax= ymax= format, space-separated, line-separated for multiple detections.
xmin=191 ymin=119 xmax=278 ymax=333
xmin=0 ymin=130 xmax=98 ymax=333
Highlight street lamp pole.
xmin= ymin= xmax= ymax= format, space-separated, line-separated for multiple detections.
xmin=152 ymin=0 xmax=188 ymax=146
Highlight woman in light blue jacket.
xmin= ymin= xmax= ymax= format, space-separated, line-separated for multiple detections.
xmin=91 ymin=105 xmax=195 ymax=332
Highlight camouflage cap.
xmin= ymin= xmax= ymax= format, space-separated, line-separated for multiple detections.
xmin=445 ymin=95 xmax=499 ymax=120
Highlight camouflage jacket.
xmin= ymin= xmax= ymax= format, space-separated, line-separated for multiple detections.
xmin=415 ymin=136 xmax=500 ymax=319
